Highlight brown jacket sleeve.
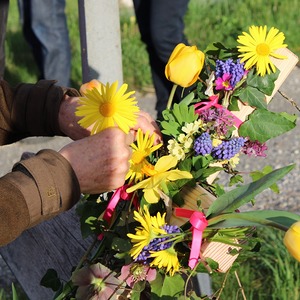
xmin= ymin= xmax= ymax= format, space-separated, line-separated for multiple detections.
xmin=0 ymin=79 xmax=79 ymax=145
xmin=0 ymin=150 xmax=81 ymax=246
xmin=0 ymin=80 xmax=81 ymax=246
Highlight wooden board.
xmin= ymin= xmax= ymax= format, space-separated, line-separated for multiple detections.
xmin=0 ymin=208 xmax=93 ymax=300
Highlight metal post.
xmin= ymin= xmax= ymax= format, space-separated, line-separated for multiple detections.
xmin=78 ymin=0 xmax=123 ymax=84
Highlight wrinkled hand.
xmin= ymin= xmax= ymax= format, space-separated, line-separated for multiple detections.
xmin=59 ymin=127 xmax=134 ymax=194
xmin=58 ymin=95 xmax=162 ymax=143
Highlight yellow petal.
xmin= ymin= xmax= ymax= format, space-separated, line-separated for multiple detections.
xmin=284 ymin=221 xmax=300 ymax=261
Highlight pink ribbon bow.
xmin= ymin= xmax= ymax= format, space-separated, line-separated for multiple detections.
xmin=175 ymin=207 xmax=208 ymax=269
xmin=194 ymin=95 xmax=243 ymax=127
xmin=98 ymin=184 xmax=138 ymax=240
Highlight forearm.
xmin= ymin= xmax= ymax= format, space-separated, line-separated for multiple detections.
xmin=0 ymin=80 xmax=80 ymax=145
xmin=0 ymin=149 xmax=81 ymax=246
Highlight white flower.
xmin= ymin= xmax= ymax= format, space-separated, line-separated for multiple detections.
xmin=178 ymin=134 xmax=193 ymax=152
xmin=167 ymin=139 xmax=186 ymax=160
xmin=182 ymin=121 xmax=203 ymax=136
xmin=205 ymin=72 xmax=216 ymax=96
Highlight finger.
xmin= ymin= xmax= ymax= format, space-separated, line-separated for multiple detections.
xmin=126 ymin=131 xmax=135 ymax=145
xmin=133 ymin=111 xmax=163 ymax=144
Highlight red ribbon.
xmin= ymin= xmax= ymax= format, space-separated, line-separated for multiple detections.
xmin=98 ymin=184 xmax=138 ymax=240
xmin=194 ymin=95 xmax=243 ymax=127
xmin=175 ymin=207 xmax=208 ymax=269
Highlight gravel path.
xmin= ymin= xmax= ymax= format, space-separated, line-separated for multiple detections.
xmin=0 ymin=67 xmax=299 ymax=294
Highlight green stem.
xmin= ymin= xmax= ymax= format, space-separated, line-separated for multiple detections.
xmin=167 ymin=84 xmax=178 ymax=110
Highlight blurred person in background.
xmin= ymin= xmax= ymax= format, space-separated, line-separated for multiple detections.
xmin=17 ymin=0 xmax=71 ymax=86
xmin=0 ymin=0 xmax=9 ymax=80
xmin=132 ymin=0 xmax=190 ymax=118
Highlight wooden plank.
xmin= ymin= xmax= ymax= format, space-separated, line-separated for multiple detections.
xmin=0 ymin=207 xmax=93 ymax=300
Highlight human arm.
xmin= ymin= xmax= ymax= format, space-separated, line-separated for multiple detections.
xmin=0 ymin=79 xmax=80 ymax=145
xmin=0 ymin=127 xmax=135 ymax=246
xmin=0 ymin=80 xmax=161 ymax=246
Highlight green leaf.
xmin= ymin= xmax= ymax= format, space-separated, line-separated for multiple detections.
xmin=160 ymin=120 xmax=180 ymax=137
xmin=239 ymin=109 xmax=296 ymax=142
xmin=229 ymin=174 xmax=244 ymax=186
xmin=180 ymin=91 xmax=195 ymax=106
xmin=161 ymin=274 xmax=185 ymax=298
xmin=150 ymin=272 xmax=163 ymax=298
xmin=239 ymin=86 xmax=266 ymax=109
xmin=40 ymin=269 xmax=62 ymax=292
xmin=208 ymin=210 xmax=300 ymax=231
xmin=12 ymin=283 xmax=19 ymax=300
xmin=246 ymin=69 xmax=279 ymax=95
xmin=250 ymin=166 xmax=279 ymax=193
xmin=206 ymin=164 xmax=295 ymax=217
xmin=132 ymin=280 xmax=146 ymax=292
xmin=76 ymin=197 xmax=108 ymax=238
xmin=151 ymin=273 xmax=185 ymax=298
xmin=111 ymin=237 xmax=132 ymax=252
xmin=160 ymin=102 xmax=197 ymax=137
xmin=228 ymin=96 xmax=240 ymax=111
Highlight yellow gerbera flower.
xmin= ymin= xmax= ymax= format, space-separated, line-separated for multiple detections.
xmin=126 ymin=129 xmax=163 ymax=183
xmin=127 ymin=206 xmax=167 ymax=259
xmin=237 ymin=25 xmax=287 ymax=76
xmin=150 ymin=246 xmax=180 ymax=276
xmin=75 ymin=80 xmax=139 ymax=134
xmin=126 ymin=155 xmax=193 ymax=203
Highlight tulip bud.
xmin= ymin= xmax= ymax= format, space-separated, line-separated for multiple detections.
xmin=80 ymin=79 xmax=102 ymax=95
xmin=283 ymin=220 xmax=300 ymax=261
xmin=165 ymin=43 xmax=205 ymax=88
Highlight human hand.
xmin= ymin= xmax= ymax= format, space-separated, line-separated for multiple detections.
xmin=59 ymin=95 xmax=162 ymax=143
xmin=131 ymin=110 xmax=162 ymax=144
xmin=58 ymin=127 xmax=134 ymax=194
xmin=58 ymin=95 xmax=91 ymax=140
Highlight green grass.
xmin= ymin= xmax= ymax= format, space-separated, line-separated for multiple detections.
xmin=211 ymin=228 xmax=300 ymax=299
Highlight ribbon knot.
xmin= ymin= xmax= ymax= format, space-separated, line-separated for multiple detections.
xmin=194 ymin=95 xmax=243 ymax=127
xmin=175 ymin=208 xmax=208 ymax=269
xmin=98 ymin=184 xmax=138 ymax=240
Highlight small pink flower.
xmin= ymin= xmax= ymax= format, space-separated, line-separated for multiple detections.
xmin=71 ymin=263 xmax=125 ymax=300
xmin=119 ymin=263 xmax=157 ymax=288
xmin=215 ymin=73 xmax=233 ymax=91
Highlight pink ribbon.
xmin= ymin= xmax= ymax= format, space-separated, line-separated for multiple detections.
xmin=98 ymin=184 xmax=138 ymax=240
xmin=194 ymin=95 xmax=243 ymax=127
xmin=175 ymin=207 xmax=208 ymax=269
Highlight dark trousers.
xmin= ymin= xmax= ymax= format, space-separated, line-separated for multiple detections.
xmin=132 ymin=0 xmax=190 ymax=117
xmin=18 ymin=0 xmax=71 ymax=86
xmin=0 ymin=0 xmax=9 ymax=79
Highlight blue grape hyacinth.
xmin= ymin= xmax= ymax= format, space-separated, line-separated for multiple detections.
xmin=194 ymin=132 xmax=213 ymax=156
xmin=135 ymin=224 xmax=181 ymax=263
xmin=212 ymin=137 xmax=246 ymax=160
xmin=215 ymin=59 xmax=245 ymax=88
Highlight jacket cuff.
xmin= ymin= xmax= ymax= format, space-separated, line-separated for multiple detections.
xmin=11 ymin=80 xmax=80 ymax=138
xmin=12 ymin=149 xmax=81 ymax=226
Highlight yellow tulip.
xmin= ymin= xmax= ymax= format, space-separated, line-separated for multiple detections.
xmin=283 ymin=220 xmax=300 ymax=261
xmin=165 ymin=43 xmax=205 ymax=88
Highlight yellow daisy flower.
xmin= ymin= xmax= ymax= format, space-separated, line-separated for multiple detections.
xmin=126 ymin=155 xmax=193 ymax=203
xmin=150 ymin=246 xmax=180 ymax=276
xmin=237 ymin=25 xmax=287 ymax=76
xmin=75 ymin=80 xmax=140 ymax=134
xmin=126 ymin=129 xmax=163 ymax=183
xmin=127 ymin=206 xmax=167 ymax=259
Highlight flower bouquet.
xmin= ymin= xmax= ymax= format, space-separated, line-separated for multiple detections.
xmin=44 ymin=25 xmax=300 ymax=299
